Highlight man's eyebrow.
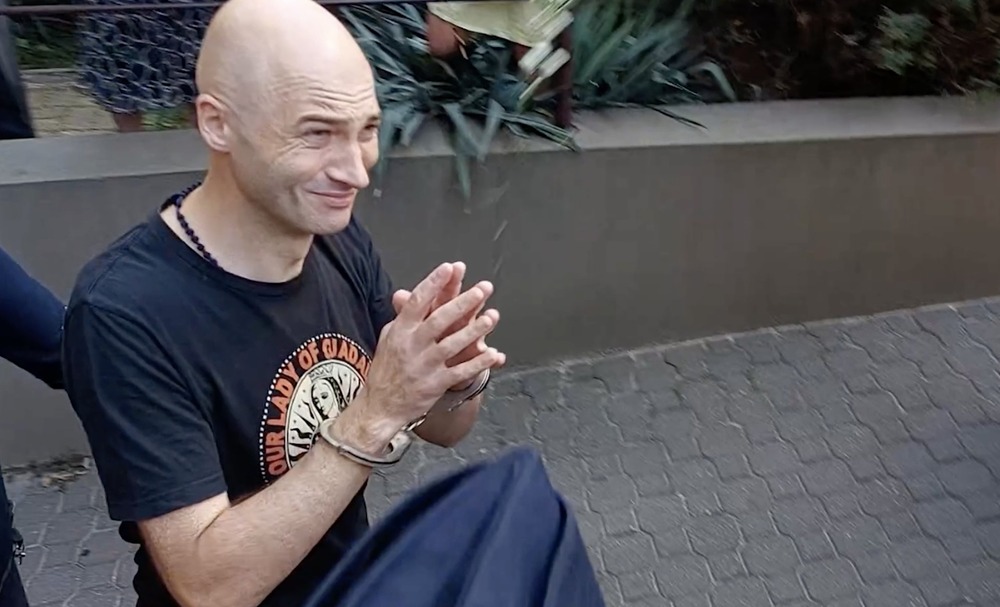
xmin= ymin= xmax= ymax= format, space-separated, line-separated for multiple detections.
xmin=299 ymin=112 xmax=382 ymax=125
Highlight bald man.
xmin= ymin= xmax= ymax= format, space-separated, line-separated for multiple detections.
xmin=61 ymin=0 xmax=505 ymax=605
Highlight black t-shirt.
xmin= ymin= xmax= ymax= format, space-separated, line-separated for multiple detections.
xmin=63 ymin=193 xmax=397 ymax=606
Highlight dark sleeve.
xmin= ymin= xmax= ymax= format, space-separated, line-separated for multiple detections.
xmin=63 ymin=302 xmax=227 ymax=522
xmin=0 ymin=247 xmax=65 ymax=389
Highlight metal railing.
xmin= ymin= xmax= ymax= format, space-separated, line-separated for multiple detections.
xmin=1 ymin=0 xmax=573 ymax=127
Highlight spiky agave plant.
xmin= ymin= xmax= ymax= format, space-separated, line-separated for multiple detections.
xmin=569 ymin=0 xmax=736 ymax=124
xmin=340 ymin=0 xmax=734 ymax=198
xmin=340 ymin=4 xmax=575 ymax=198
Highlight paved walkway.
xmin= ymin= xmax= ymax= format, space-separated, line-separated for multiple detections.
xmin=21 ymin=70 xmax=115 ymax=137
xmin=8 ymin=298 xmax=1000 ymax=606
xmin=20 ymin=70 xmax=190 ymax=136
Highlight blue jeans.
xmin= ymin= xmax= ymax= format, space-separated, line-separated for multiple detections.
xmin=0 ymin=469 xmax=28 ymax=607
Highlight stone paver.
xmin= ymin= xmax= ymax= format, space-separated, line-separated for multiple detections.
xmin=20 ymin=69 xmax=193 ymax=136
xmin=9 ymin=297 xmax=1000 ymax=606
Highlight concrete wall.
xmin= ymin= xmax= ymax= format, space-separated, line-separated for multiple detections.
xmin=1 ymin=96 xmax=999 ymax=465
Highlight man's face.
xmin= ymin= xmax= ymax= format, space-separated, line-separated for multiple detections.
xmin=227 ymin=62 xmax=381 ymax=236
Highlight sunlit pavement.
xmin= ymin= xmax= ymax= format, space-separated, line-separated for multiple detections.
xmin=10 ymin=298 xmax=1000 ymax=606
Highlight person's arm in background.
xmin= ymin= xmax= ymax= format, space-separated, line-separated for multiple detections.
xmin=0 ymin=0 xmax=36 ymax=140
xmin=0 ymin=247 xmax=65 ymax=388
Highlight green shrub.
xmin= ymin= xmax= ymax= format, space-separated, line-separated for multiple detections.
xmin=696 ymin=0 xmax=1000 ymax=99
xmin=340 ymin=0 xmax=735 ymax=197
xmin=572 ymin=0 xmax=736 ymax=111
xmin=873 ymin=9 xmax=934 ymax=76
xmin=9 ymin=0 xmax=77 ymax=70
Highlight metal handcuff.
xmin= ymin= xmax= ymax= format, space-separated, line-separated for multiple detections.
xmin=317 ymin=369 xmax=491 ymax=468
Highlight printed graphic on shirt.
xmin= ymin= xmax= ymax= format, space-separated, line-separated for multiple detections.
xmin=258 ymin=333 xmax=372 ymax=483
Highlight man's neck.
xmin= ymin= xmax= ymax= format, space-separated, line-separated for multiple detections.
xmin=161 ymin=172 xmax=313 ymax=283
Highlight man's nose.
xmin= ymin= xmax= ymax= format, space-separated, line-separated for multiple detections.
xmin=328 ymin=143 xmax=370 ymax=190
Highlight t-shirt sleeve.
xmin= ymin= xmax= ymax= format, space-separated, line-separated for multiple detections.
xmin=63 ymin=301 xmax=227 ymax=522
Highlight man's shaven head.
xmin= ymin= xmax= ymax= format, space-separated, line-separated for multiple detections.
xmin=193 ymin=0 xmax=382 ymax=236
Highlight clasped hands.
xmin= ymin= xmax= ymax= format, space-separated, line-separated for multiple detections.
xmin=363 ymin=262 xmax=506 ymax=433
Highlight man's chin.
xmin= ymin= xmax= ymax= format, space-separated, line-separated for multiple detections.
xmin=313 ymin=206 xmax=354 ymax=235
xmin=298 ymin=191 xmax=357 ymax=234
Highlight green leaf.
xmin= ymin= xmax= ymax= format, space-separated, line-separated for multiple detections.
xmin=611 ymin=35 xmax=686 ymax=101
xmin=649 ymin=105 xmax=704 ymax=129
xmin=673 ymin=0 xmax=698 ymax=23
xmin=451 ymin=132 xmax=473 ymax=203
xmin=689 ymin=61 xmax=737 ymax=102
xmin=442 ymin=103 xmax=482 ymax=157
xmin=372 ymin=104 xmax=406 ymax=186
xmin=500 ymin=112 xmax=579 ymax=151
xmin=399 ymin=110 xmax=427 ymax=147
xmin=576 ymin=17 xmax=637 ymax=85
xmin=479 ymin=99 xmax=505 ymax=162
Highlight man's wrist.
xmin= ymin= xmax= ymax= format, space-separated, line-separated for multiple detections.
xmin=331 ymin=394 xmax=402 ymax=455
xmin=448 ymin=369 xmax=488 ymax=392
xmin=449 ymin=377 xmax=476 ymax=392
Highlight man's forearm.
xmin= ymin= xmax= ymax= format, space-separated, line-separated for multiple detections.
xmin=145 ymin=400 xmax=396 ymax=607
xmin=414 ymin=394 xmax=482 ymax=448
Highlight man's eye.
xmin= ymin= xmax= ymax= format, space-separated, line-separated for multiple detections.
xmin=304 ymin=129 xmax=331 ymax=141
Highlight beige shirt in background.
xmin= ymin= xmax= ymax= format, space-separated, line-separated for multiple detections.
xmin=427 ymin=1 xmax=567 ymax=48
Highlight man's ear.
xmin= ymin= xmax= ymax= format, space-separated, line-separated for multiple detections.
xmin=195 ymin=93 xmax=230 ymax=153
